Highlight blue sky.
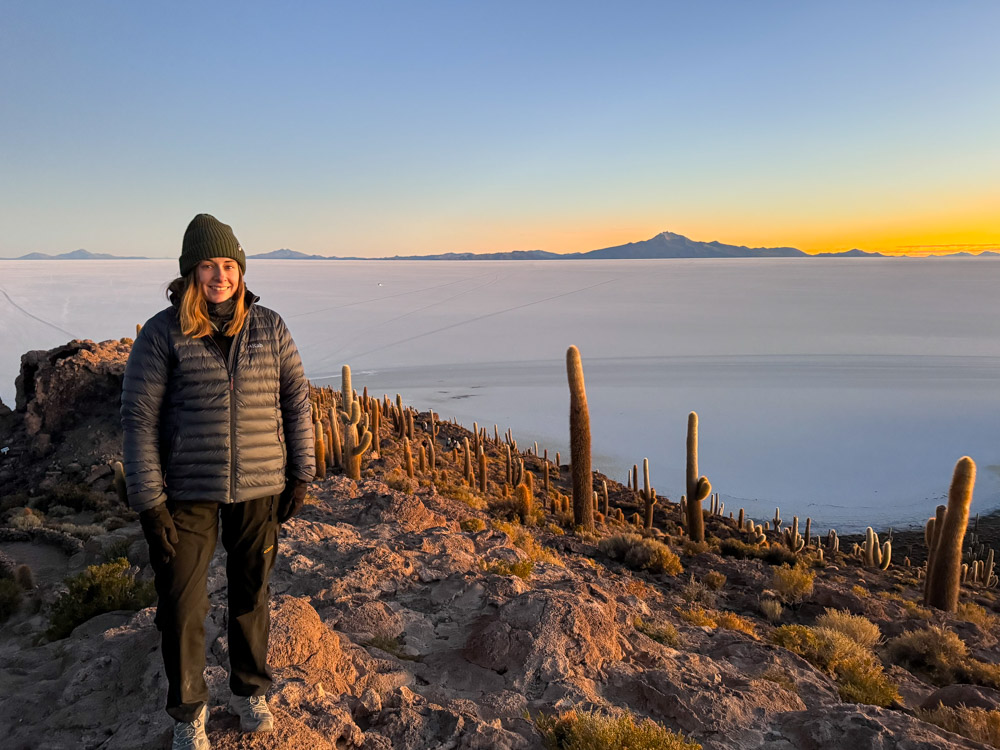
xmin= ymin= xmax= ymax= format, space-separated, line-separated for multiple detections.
xmin=1 ymin=1 xmax=998 ymax=257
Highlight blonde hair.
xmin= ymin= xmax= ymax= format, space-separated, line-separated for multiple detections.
xmin=167 ymin=271 xmax=248 ymax=339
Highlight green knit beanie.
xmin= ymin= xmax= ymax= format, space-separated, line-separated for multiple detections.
xmin=180 ymin=214 xmax=246 ymax=276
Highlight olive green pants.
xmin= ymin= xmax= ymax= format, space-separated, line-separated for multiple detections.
xmin=152 ymin=495 xmax=278 ymax=723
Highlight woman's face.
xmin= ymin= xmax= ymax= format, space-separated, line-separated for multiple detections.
xmin=197 ymin=257 xmax=241 ymax=304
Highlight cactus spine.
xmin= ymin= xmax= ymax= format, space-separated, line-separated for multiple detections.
xmin=685 ymin=411 xmax=711 ymax=543
xmin=566 ymin=346 xmax=594 ymax=530
xmin=926 ymin=457 xmax=976 ymax=612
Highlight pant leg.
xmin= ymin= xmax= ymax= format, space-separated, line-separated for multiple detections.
xmin=152 ymin=501 xmax=220 ymax=723
xmin=220 ymin=494 xmax=279 ymax=697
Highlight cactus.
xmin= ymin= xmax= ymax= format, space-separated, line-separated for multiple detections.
xmin=403 ymin=437 xmax=414 ymax=478
xmin=371 ymin=399 xmax=381 ymax=456
xmin=475 ymin=447 xmax=486 ymax=492
xmin=861 ymin=527 xmax=891 ymax=569
xmin=314 ymin=418 xmax=327 ymax=480
xmin=772 ymin=507 xmax=782 ymax=531
xmin=816 ymin=547 xmax=824 ymax=564
xmin=418 ymin=443 xmax=426 ymax=473
xmin=825 ymin=529 xmax=839 ymax=554
xmin=566 ymin=346 xmax=594 ymax=530
xmin=543 ymin=462 xmax=550 ymax=498
xmin=515 ymin=483 xmax=533 ymax=523
xmin=639 ymin=458 xmax=657 ymax=530
xmin=601 ymin=480 xmax=609 ymax=517
xmin=463 ymin=438 xmax=473 ymax=484
xmin=684 ymin=412 xmax=712 ymax=542
xmin=340 ymin=400 xmax=373 ymax=481
xmin=630 ymin=512 xmax=642 ymax=527
xmin=112 ymin=460 xmax=127 ymax=505
xmin=632 ymin=464 xmax=639 ymax=497
xmin=737 ymin=508 xmax=745 ymax=532
xmin=782 ymin=516 xmax=804 ymax=553
xmin=926 ymin=457 xmax=976 ymax=612
xmin=328 ymin=407 xmax=343 ymax=468
xmin=804 ymin=518 xmax=812 ymax=549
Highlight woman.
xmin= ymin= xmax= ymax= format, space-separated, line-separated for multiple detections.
xmin=121 ymin=213 xmax=314 ymax=749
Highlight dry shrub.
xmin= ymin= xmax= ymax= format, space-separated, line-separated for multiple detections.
xmin=460 ymin=517 xmax=486 ymax=533
xmin=901 ymin=599 xmax=933 ymax=620
xmin=437 ymin=478 xmax=486 ymax=509
xmin=534 ymin=708 xmax=701 ymax=750
xmin=759 ymin=598 xmax=784 ymax=624
xmin=772 ymin=565 xmax=815 ymax=603
xmin=917 ymin=706 xmax=1000 ymax=749
xmin=678 ymin=606 xmax=716 ymax=627
xmin=957 ymin=601 xmax=1000 ymax=630
xmin=851 ymin=584 xmax=870 ymax=598
xmin=703 ymin=570 xmax=727 ymax=591
xmin=771 ymin=624 xmax=899 ymax=707
xmin=598 ymin=534 xmax=683 ymax=576
xmin=385 ymin=468 xmax=416 ymax=495
xmin=624 ymin=578 xmax=651 ymax=600
xmin=814 ymin=608 xmax=882 ymax=649
xmin=481 ymin=559 xmax=534 ymax=579
xmin=545 ymin=523 xmax=565 ymax=536
xmin=680 ymin=574 xmax=717 ymax=607
xmin=492 ymin=520 xmax=562 ymax=566
xmin=886 ymin=626 xmax=968 ymax=685
xmin=757 ymin=667 xmax=798 ymax=694
xmin=682 ymin=540 xmax=710 ymax=557
xmin=634 ymin=617 xmax=681 ymax=647
xmin=716 ymin=611 xmax=758 ymax=638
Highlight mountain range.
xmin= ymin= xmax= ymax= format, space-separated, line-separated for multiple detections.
xmin=5 ymin=232 xmax=998 ymax=260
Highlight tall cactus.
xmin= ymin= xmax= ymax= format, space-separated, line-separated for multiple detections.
xmin=566 ymin=346 xmax=594 ymax=530
xmin=926 ymin=456 xmax=976 ymax=612
xmin=862 ymin=527 xmax=891 ymax=569
xmin=685 ymin=411 xmax=711 ymax=543
xmin=314 ymin=418 xmax=327 ymax=480
xmin=338 ymin=373 xmax=373 ymax=481
xmin=782 ymin=516 xmax=804 ymax=553
xmin=640 ymin=458 xmax=657 ymax=529
xmin=328 ymin=407 xmax=343 ymax=468
xmin=478 ymin=446 xmax=487 ymax=493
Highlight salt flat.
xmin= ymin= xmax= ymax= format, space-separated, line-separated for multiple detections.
xmin=2 ymin=258 xmax=999 ymax=531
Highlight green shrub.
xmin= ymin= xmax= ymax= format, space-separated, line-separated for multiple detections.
xmin=46 ymin=558 xmax=155 ymax=640
xmin=0 ymin=579 xmax=22 ymax=623
xmin=535 ymin=708 xmax=701 ymax=750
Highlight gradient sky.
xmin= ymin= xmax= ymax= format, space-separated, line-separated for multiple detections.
xmin=1 ymin=1 xmax=998 ymax=258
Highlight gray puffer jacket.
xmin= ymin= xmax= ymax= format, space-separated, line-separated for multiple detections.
xmin=121 ymin=291 xmax=315 ymax=513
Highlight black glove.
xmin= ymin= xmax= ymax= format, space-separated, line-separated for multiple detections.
xmin=139 ymin=504 xmax=179 ymax=565
xmin=278 ymin=479 xmax=308 ymax=523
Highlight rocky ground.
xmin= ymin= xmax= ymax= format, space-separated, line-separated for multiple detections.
xmin=1 ymin=339 xmax=999 ymax=749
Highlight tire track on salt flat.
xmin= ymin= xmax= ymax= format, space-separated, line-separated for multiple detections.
xmin=0 ymin=287 xmax=78 ymax=338
xmin=286 ymin=270 xmax=496 ymax=319
xmin=313 ymin=275 xmax=618 ymax=374
xmin=310 ymin=272 xmax=503 ymax=369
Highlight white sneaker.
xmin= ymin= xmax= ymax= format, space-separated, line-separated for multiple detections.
xmin=228 ymin=693 xmax=274 ymax=733
xmin=172 ymin=703 xmax=210 ymax=749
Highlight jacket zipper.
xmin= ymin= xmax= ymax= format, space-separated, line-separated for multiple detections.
xmin=206 ymin=312 xmax=250 ymax=503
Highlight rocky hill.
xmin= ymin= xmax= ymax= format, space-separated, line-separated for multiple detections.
xmin=1 ymin=339 xmax=998 ymax=749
